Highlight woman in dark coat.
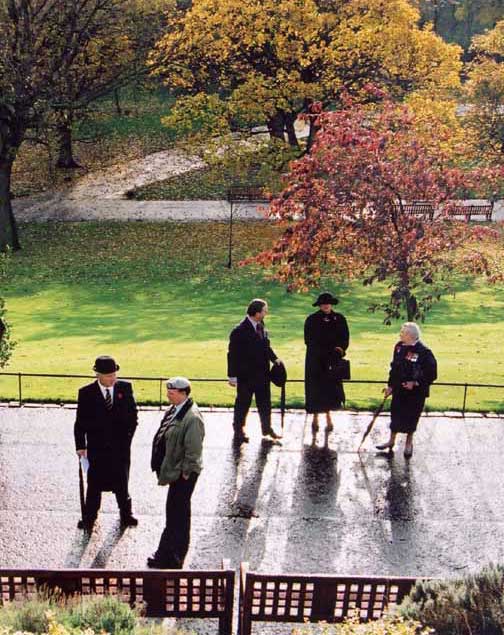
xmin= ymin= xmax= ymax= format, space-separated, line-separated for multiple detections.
xmin=304 ymin=292 xmax=350 ymax=432
xmin=376 ymin=322 xmax=437 ymax=458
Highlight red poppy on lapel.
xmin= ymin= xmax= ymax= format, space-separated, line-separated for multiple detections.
xmin=117 ymin=392 xmax=123 ymax=399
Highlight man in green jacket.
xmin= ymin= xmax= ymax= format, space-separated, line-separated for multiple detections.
xmin=148 ymin=376 xmax=205 ymax=569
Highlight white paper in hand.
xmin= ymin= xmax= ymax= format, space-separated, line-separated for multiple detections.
xmin=80 ymin=456 xmax=90 ymax=474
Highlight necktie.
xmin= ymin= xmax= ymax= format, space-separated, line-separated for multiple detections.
xmin=257 ymin=322 xmax=265 ymax=340
xmin=157 ymin=406 xmax=177 ymax=440
xmin=104 ymin=388 xmax=113 ymax=410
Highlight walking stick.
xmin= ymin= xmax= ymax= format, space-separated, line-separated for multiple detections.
xmin=358 ymin=393 xmax=390 ymax=451
xmin=280 ymin=383 xmax=285 ymax=431
xmin=78 ymin=458 xmax=86 ymax=520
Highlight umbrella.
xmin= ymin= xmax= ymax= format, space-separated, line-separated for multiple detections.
xmin=78 ymin=458 xmax=86 ymax=520
xmin=358 ymin=393 xmax=390 ymax=451
xmin=279 ymin=383 xmax=286 ymax=431
xmin=270 ymin=362 xmax=287 ymax=431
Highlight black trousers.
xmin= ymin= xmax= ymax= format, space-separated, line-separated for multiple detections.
xmin=155 ymin=472 xmax=198 ymax=567
xmin=233 ymin=379 xmax=271 ymax=433
xmin=85 ymin=470 xmax=131 ymax=520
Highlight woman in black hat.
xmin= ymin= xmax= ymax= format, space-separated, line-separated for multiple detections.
xmin=304 ymin=293 xmax=349 ymax=431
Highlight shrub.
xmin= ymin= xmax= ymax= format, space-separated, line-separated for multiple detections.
xmin=399 ymin=563 xmax=504 ymax=635
xmin=292 ymin=614 xmax=431 ymax=635
xmin=0 ymin=594 xmax=138 ymax=635
xmin=62 ymin=596 xmax=137 ymax=635
xmin=0 ymin=596 xmax=55 ymax=633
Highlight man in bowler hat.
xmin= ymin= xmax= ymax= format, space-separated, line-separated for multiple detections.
xmin=227 ymin=298 xmax=283 ymax=443
xmin=74 ymin=356 xmax=138 ymax=530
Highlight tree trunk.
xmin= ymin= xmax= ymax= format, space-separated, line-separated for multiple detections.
xmin=0 ymin=159 xmax=21 ymax=251
xmin=114 ymin=88 xmax=122 ymax=116
xmin=56 ymin=114 xmax=80 ymax=169
xmin=433 ymin=0 xmax=439 ymax=35
xmin=285 ymin=113 xmax=299 ymax=148
xmin=306 ymin=116 xmax=320 ymax=152
xmin=403 ymin=287 xmax=418 ymax=321
xmin=267 ymin=112 xmax=286 ymax=142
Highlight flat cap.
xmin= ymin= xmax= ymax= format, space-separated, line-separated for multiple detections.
xmin=166 ymin=376 xmax=191 ymax=390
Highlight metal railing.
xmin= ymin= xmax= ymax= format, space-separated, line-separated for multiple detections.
xmin=0 ymin=372 xmax=502 ymax=415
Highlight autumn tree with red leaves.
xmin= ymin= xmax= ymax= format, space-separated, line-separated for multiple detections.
xmin=253 ymin=99 xmax=504 ymax=323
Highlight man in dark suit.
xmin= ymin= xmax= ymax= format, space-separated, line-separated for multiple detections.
xmin=227 ymin=299 xmax=283 ymax=444
xmin=74 ymin=355 xmax=138 ymax=531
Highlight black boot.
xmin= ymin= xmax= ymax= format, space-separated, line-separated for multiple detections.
xmin=119 ymin=497 xmax=138 ymax=527
xmin=77 ymin=516 xmax=96 ymax=531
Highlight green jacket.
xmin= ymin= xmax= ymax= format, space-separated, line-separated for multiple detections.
xmin=158 ymin=400 xmax=205 ymax=486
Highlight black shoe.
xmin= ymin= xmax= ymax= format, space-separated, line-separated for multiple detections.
xmin=77 ymin=517 xmax=95 ymax=531
xmin=263 ymin=428 xmax=282 ymax=440
xmin=147 ymin=556 xmax=166 ymax=569
xmin=404 ymin=446 xmax=413 ymax=459
xmin=147 ymin=555 xmax=181 ymax=569
xmin=120 ymin=514 xmax=138 ymax=527
xmin=233 ymin=430 xmax=249 ymax=444
xmin=376 ymin=442 xmax=394 ymax=451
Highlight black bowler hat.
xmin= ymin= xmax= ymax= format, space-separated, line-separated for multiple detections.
xmin=313 ymin=292 xmax=339 ymax=307
xmin=270 ymin=362 xmax=287 ymax=387
xmin=93 ymin=355 xmax=120 ymax=374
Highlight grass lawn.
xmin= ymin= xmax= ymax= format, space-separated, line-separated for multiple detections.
xmin=1 ymin=221 xmax=503 ymax=412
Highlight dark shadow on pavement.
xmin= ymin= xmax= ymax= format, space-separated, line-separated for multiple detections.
xmin=89 ymin=523 xmax=127 ymax=568
xmin=63 ymin=528 xmax=93 ymax=568
xmin=190 ymin=438 xmax=274 ymax=569
xmin=284 ymin=421 xmax=341 ymax=571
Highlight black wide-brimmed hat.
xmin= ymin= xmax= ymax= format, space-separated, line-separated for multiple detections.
xmin=93 ymin=355 xmax=119 ymax=374
xmin=313 ymin=292 xmax=339 ymax=307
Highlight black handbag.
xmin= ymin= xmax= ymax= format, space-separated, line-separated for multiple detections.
xmin=327 ymin=357 xmax=351 ymax=381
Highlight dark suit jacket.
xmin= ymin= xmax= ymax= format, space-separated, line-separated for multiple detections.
xmin=74 ymin=379 xmax=138 ymax=491
xmin=227 ymin=317 xmax=277 ymax=384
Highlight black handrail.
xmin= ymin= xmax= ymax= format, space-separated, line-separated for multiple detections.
xmin=0 ymin=372 xmax=502 ymax=415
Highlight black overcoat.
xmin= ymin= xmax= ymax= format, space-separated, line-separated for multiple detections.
xmin=227 ymin=318 xmax=277 ymax=384
xmin=388 ymin=341 xmax=437 ymax=433
xmin=74 ymin=380 xmax=138 ymax=492
xmin=304 ymin=310 xmax=350 ymax=413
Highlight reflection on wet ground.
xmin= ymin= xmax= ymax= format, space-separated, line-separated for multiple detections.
xmin=1 ymin=406 xmax=504 ymax=577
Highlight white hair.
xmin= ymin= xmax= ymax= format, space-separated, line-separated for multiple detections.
xmin=401 ymin=321 xmax=421 ymax=341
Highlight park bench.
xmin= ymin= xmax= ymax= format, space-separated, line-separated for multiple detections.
xmin=0 ymin=563 xmax=235 ymax=635
xmin=238 ymin=563 xmax=417 ymax=635
xmin=393 ymin=201 xmax=435 ymax=221
xmin=226 ymin=185 xmax=269 ymax=205
xmin=445 ymin=200 xmax=494 ymax=222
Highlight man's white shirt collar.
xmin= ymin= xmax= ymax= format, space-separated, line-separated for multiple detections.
xmin=247 ymin=315 xmax=259 ymax=330
xmin=173 ymin=397 xmax=188 ymax=417
xmin=97 ymin=382 xmax=114 ymax=402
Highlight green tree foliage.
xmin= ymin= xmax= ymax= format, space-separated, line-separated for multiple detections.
xmin=464 ymin=19 xmax=504 ymax=161
xmin=416 ymin=0 xmax=504 ymax=52
xmin=151 ymin=0 xmax=461 ymax=148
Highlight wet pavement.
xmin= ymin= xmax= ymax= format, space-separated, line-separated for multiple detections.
xmin=1 ymin=405 xmax=504 ymax=578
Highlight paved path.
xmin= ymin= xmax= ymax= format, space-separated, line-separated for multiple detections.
xmin=1 ymin=406 xmax=503 ymax=577
xmin=13 ymin=197 xmax=265 ymax=222
xmin=12 ymin=197 xmax=504 ymax=223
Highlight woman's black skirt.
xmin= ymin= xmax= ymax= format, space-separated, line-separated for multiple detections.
xmin=305 ymin=351 xmax=345 ymax=413
xmin=390 ymin=391 xmax=425 ymax=433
